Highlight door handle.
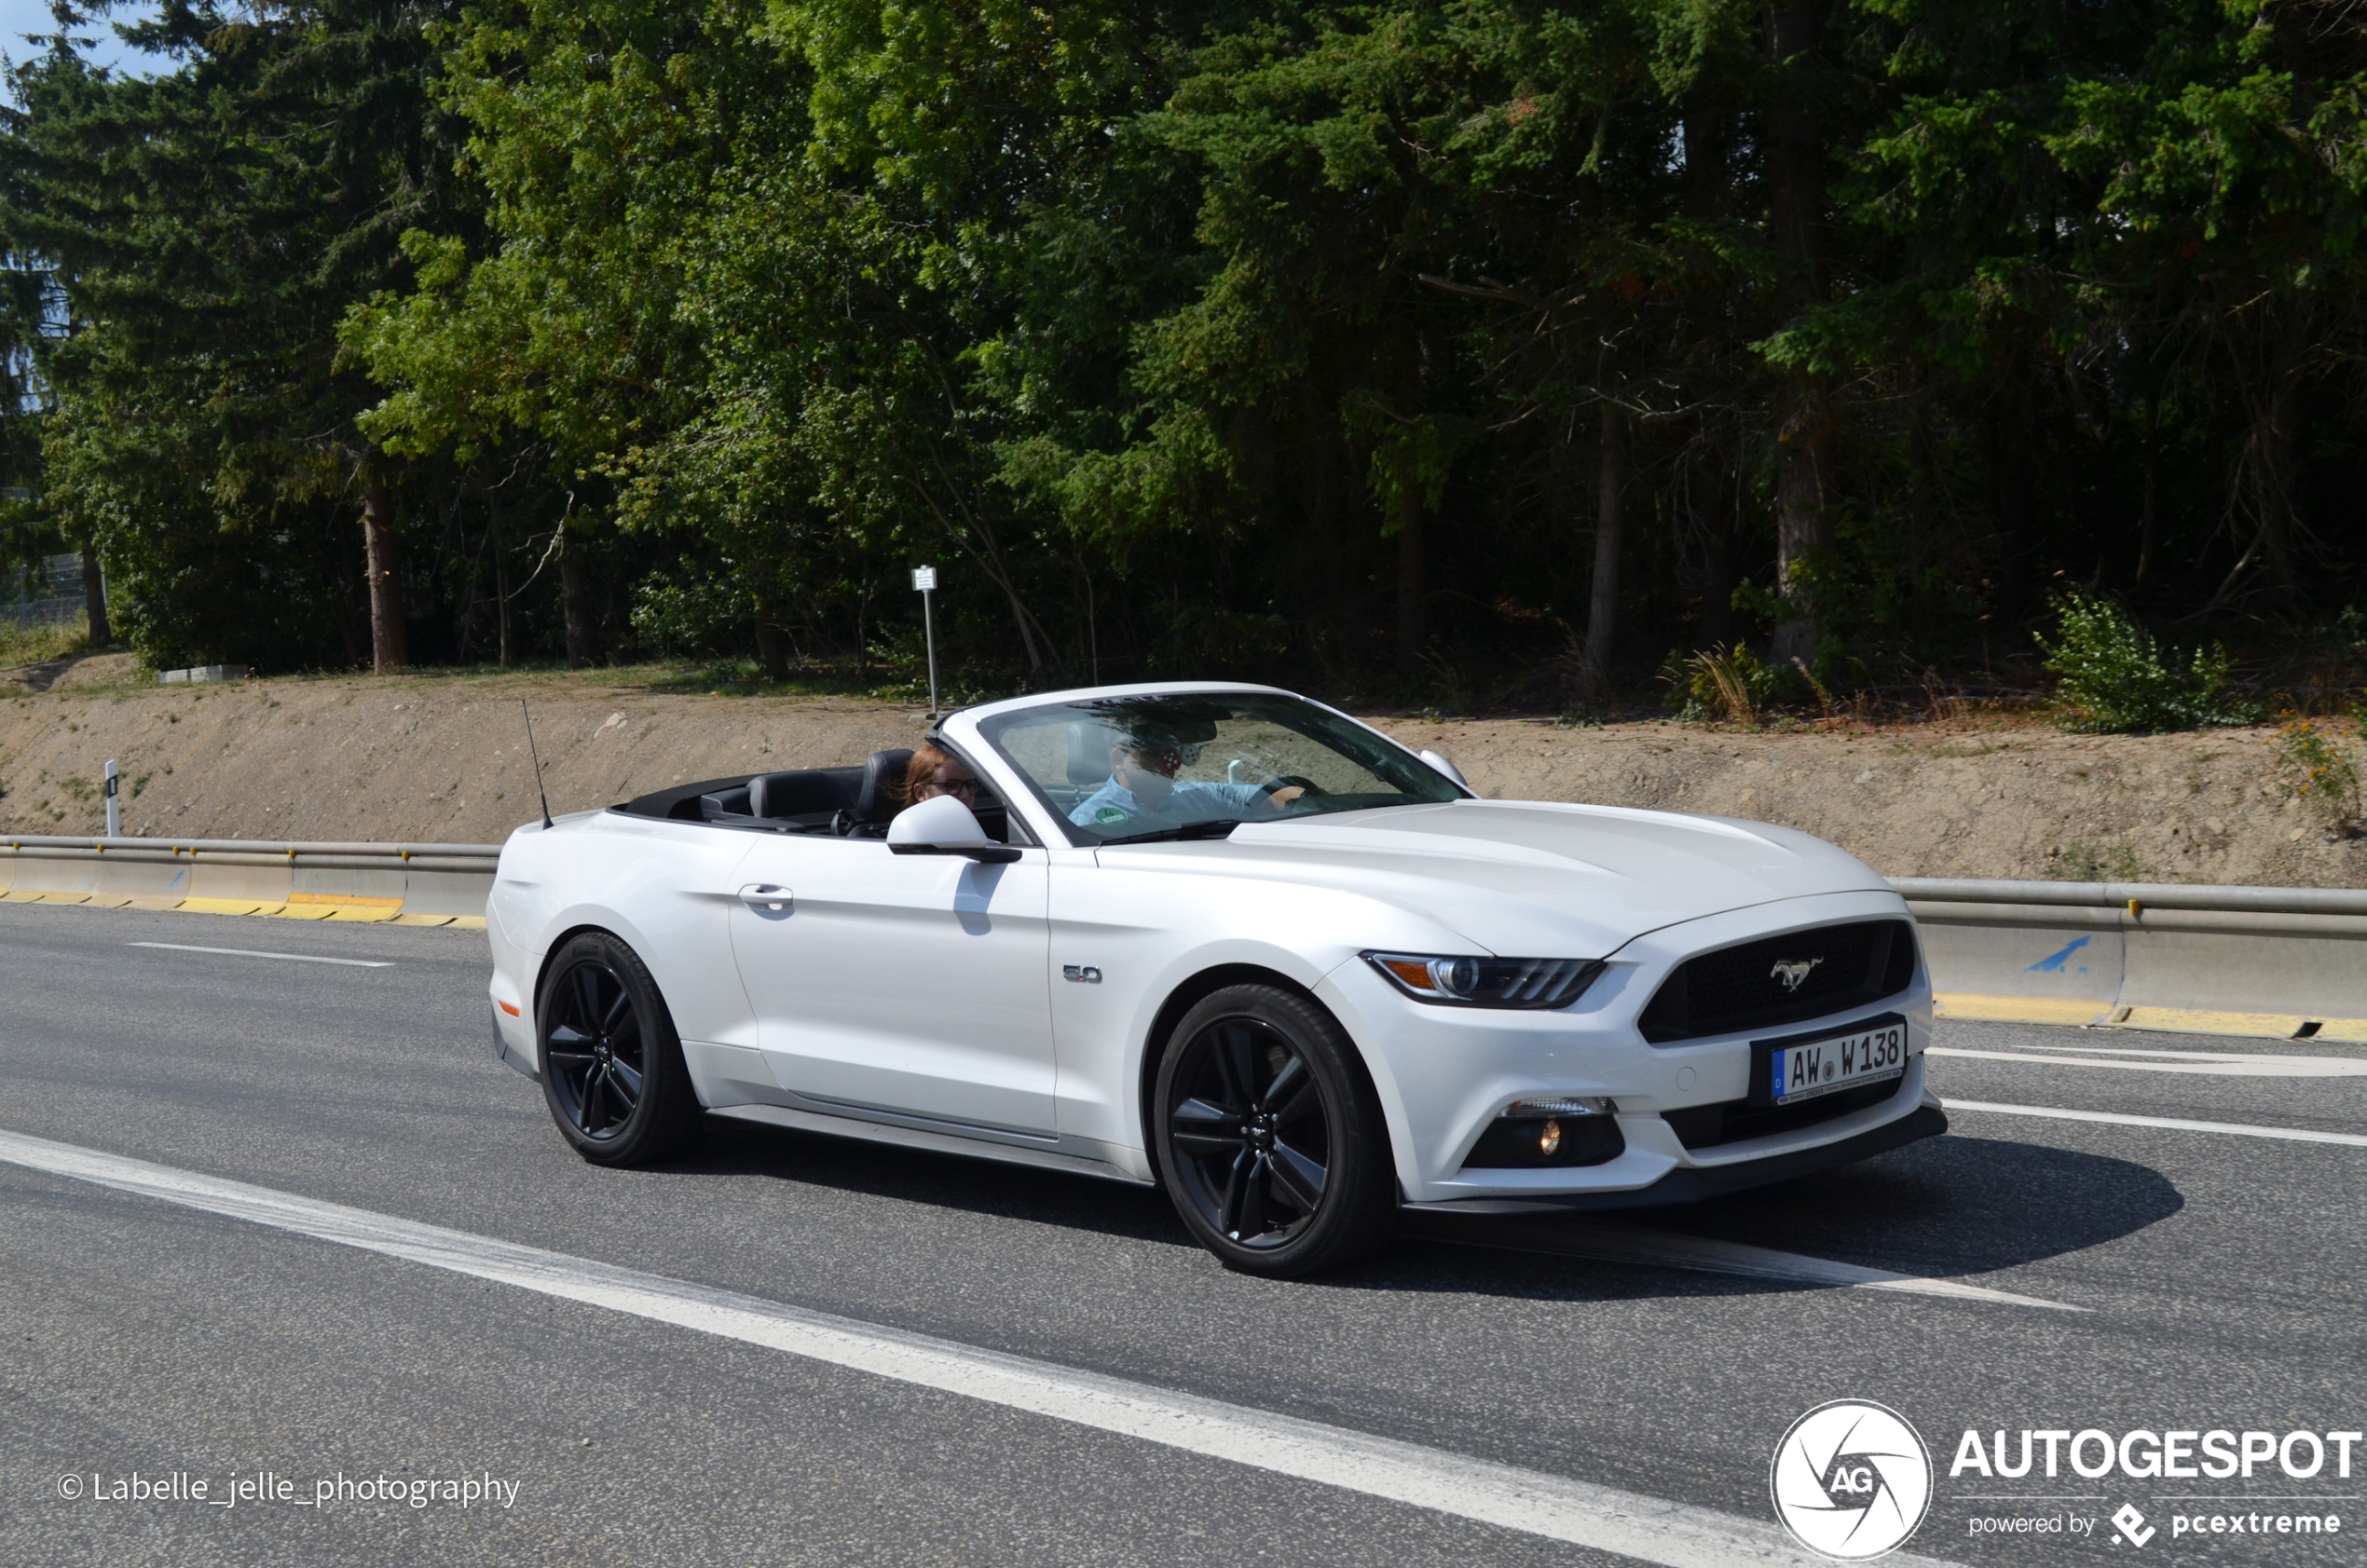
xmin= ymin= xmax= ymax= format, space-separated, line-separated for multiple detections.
xmin=737 ymin=884 xmax=792 ymax=913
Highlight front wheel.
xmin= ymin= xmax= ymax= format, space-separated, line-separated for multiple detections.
xmin=537 ymin=932 xmax=702 ymax=1166
xmin=1152 ymin=984 xmax=1396 ymax=1277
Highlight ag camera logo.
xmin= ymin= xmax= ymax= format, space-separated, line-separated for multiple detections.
xmin=1771 ymin=1400 xmax=1934 ymax=1559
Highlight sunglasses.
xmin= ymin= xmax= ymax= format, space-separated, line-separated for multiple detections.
xmin=923 ymin=773 xmax=978 ymax=797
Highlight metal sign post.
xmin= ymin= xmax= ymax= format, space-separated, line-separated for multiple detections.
xmin=911 ymin=566 xmax=939 ymax=717
xmin=103 ymin=758 xmax=119 ymax=839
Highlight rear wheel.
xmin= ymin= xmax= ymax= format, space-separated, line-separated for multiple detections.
xmin=1152 ymin=984 xmax=1396 ymax=1277
xmin=537 ymin=933 xmax=701 ymax=1166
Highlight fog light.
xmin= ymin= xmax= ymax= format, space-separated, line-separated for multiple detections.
xmin=1461 ymin=1101 xmax=1626 ymax=1171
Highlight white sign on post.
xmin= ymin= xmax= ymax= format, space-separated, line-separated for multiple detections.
xmin=912 ymin=566 xmax=940 ymax=716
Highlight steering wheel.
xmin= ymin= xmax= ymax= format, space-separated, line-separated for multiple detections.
xmin=1265 ymin=775 xmax=1325 ymax=809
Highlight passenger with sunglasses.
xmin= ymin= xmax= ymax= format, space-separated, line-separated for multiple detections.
xmin=1067 ymin=727 xmax=1305 ymax=832
xmin=897 ymin=742 xmax=983 ymax=811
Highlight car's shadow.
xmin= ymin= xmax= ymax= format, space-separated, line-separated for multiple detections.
xmin=1381 ymin=1135 xmax=2182 ymax=1301
xmin=675 ymin=1118 xmax=2182 ymax=1304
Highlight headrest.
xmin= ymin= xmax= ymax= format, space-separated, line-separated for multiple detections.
xmin=748 ymin=770 xmax=855 ymax=820
xmin=1066 ymin=722 xmax=1111 ymax=788
xmin=855 ymin=748 xmax=914 ymax=824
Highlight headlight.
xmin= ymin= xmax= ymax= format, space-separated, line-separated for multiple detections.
xmin=1362 ymin=951 xmax=1606 ymax=1009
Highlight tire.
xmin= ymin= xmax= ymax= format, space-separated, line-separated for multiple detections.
xmin=1152 ymin=984 xmax=1396 ymax=1277
xmin=536 ymin=932 xmax=702 ymax=1166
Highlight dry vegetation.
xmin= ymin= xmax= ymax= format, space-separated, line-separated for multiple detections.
xmin=0 ymin=654 xmax=2353 ymax=887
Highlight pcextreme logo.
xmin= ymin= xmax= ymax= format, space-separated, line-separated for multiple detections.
xmin=1771 ymin=1400 xmax=1935 ymax=1560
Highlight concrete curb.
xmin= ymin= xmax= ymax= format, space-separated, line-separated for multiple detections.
xmin=1893 ymin=878 xmax=2367 ymax=1043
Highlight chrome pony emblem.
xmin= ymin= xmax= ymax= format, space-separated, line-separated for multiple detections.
xmin=1770 ymin=957 xmax=1823 ymax=992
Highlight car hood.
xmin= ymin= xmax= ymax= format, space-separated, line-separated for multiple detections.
xmin=1180 ymin=798 xmax=1893 ymax=955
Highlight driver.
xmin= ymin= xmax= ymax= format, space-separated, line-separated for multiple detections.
xmin=1069 ymin=725 xmax=1307 ymax=831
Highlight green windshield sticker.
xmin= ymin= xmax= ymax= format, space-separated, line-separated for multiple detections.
xmin=1094 ymin=806 xmax=1129 ymax=825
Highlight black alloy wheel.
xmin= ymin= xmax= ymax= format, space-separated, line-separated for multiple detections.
xmin=537 ymin=932 xmax=701 ymax=1166
xmin=1153 ymin=984 xmax=1395 ymax=1277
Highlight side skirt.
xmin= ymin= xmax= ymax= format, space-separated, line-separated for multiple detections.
xmin=707 ymin=1102 xmax=1156 ymax=1188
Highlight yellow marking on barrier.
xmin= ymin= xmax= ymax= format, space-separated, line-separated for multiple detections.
xmin=1934 ymin=993 xmax=2114 ymax=1027
xmin=1932 ymin=992 xmax=2367 ymax=1043
xmin=2110 ymin=1006 xmax=2313 ymax=1040
xmin=0 ymin=887 xmax=483 ymax=930
xmin=177 ymin=897 xmax=273 ymax=916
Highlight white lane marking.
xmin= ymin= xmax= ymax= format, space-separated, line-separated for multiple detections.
xmin=1434 ymin=1219 xmax=2082 ymax=1313
xmin=1943 ymin=1099 xmax=2367 ymax=1147
xmin=128 ymin=942 xmax=392 ymax=969
xmin=1929 ymin=1046 xmax=2367 ymax=1078
xmin=0 ymin=1128 xmax=1960 ymax=1568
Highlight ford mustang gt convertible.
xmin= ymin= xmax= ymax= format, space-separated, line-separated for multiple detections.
xmin=486 ymin=682 xmax=1945 ymax=1276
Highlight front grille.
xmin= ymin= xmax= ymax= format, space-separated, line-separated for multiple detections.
xmin=1660 ymin=1076 xmax=1906 ymax=1150
xmin=1638 ymin=919 xmax=1917 ymax=1043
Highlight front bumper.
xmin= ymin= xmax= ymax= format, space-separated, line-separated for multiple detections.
xmin=1403 ymin=1100 xmax=1948 ymax=1215
xmin=488 ymin=1002 xmax=537 ymax=1080
xmin=1315 ymin=887 xmax=1940 ymax=1204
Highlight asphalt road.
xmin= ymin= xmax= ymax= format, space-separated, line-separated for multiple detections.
xmin=2 ymin=899 xmax=2360 ymax=1567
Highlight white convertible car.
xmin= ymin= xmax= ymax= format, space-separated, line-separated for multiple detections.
xmin=486 ymin=683 xmax=1944 ymax=1275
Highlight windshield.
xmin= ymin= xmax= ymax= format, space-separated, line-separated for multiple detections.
xmin=976 ymin=691 xmax=1465 ymax=845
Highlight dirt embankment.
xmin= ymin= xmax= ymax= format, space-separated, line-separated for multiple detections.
xmin=0 ymin=655 xmax=2351 ymax=886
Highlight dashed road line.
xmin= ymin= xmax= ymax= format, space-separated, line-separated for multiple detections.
xmin=127 ymin=941 xmax=392 ymax=968
xmin=1942 ymin=1099 xmax=2367 ymax=1147
xmin=1928 ymin=1046 xmax=2367 ymax=1078
xmin=1428 ymin=1218 xmax=2084 ymax=1312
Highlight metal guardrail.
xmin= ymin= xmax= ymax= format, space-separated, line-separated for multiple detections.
xmin=0 ymin=835 xmax=499 ymax=922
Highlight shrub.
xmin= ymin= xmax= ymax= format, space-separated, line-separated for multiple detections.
xmin=2268 ymin=715 xmax=2362 ymax=833
xmin=2036 ymin=593 xmax=2255 ymax=733
xmin=1664 ymin=645 xmax=1781 ymax=726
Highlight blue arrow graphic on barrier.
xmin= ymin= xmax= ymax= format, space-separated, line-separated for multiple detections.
xmin=2025 ymin=935 xmax=2091 ymax=973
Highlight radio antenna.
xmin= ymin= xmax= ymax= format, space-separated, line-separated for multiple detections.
xmin=521 ymin=699 xmax=554 ymax=829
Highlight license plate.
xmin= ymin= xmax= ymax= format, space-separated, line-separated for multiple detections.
xmin=1761 ymin=1018 xmax=1907 ymax=1106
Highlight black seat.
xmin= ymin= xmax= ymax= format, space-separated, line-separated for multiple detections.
xmin=834 ymin=748 xmax=912 ymax=836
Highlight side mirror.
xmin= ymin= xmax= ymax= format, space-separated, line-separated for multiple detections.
xmin=1418 ymin=748 xmax=1471 ymax=790
xmin=886 ymin=793 xmax=1023 ymax=864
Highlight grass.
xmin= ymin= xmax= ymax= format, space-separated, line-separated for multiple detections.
xmin=0 ymin=618 xmax=90 ymax=668
xmin=2047 ymin=839 xmax=2144 ymax=882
